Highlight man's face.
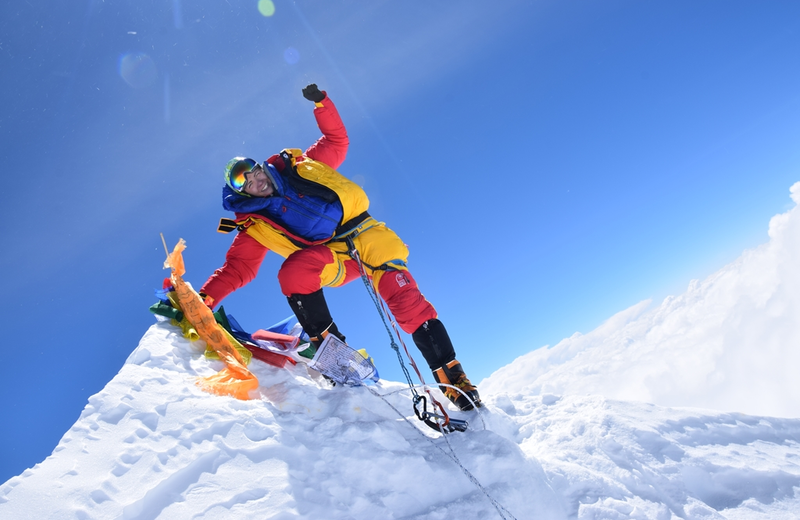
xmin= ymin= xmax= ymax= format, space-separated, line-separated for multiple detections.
xmin=242 ymin=165 xmax=274 ymax=197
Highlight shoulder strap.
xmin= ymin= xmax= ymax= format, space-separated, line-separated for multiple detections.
xmin=278 ymin=150 xmax=339 ymax=204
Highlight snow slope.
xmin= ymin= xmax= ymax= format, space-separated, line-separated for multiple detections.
xmin=1 ymin=183 xmax=800 ymax=519
xmin=0 ymin=323 xmax=565 ymax=519
xmin=482 ymin=182 xmax=800 ymax=418
xmin=495 ymin=393 xmax=800 ymax=519
xmin=0 ymin=320 xmax=798 ymax=519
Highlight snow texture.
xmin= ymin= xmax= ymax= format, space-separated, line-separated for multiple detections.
xmin=0 ymin=324 xmax=564 ymax=519
xmin=1 ymin=183 xmax=800 ymax=519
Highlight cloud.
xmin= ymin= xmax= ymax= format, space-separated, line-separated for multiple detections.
xmin=483 ymin=181 xmax=800 ymax=418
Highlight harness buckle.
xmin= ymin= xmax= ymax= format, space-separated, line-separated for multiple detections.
xmin=217 ymin=218 xmax=238 ymax=233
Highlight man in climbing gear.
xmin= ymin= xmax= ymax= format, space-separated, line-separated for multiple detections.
xmin=200 ymin=84 xmax=481 ymax=411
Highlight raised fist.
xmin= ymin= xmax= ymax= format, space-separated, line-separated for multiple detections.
xmin=302 ymin=84 xmax=325 ymax=103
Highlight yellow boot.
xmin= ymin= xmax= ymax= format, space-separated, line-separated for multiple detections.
xmin=433 ymin=360 xmax=481 ymax=411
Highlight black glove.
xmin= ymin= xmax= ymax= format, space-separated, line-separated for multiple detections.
xmin=302 ymin=84 xmax=325 ymax=103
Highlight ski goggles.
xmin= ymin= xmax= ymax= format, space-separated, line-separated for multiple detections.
xmin=227 ymin=158 xmax=260 ymax=193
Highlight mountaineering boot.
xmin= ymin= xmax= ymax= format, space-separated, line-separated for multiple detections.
xmin=412 ymin=319 xmax=481 ymax=411
xmin=432 ymin=360 xmax=481 ymax=411
xmin=310 ymin=322 xmax=345 ymax=349
xmin=287 ymin=289 xmax=346 ymax=350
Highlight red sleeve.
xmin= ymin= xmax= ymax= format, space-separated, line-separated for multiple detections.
xmin=303 ymin=93 xmax=349 ymax=170
xmin=200 ymin=231 xmax=267 ymax=308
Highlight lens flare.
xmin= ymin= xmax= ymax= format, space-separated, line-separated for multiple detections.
xmin=283 ymin=47 xmax=299 ymax=65
xmin=118 ymin=53 xmax=158 ymax=88
xmin=258 ymin=0 xmax=275 ymax=17
xmin=163 ymin=74 xmax=171 ymax=123
xmin=173 ymin=0 xmax=184 ymax=29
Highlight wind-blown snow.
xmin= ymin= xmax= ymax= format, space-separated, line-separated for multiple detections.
xmin=1 ymin=184 xmax=800 ymax=519
xmin=483 ymin=182 xmax=800 ymax=419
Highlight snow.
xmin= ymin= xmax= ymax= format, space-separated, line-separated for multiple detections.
xmin=0 ymin=324 xmax=564 ymax=519
xmin=1 ymin=183 xmax=800 ymax=519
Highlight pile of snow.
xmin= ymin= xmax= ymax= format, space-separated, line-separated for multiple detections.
xmin=1 ymin=183 xmax=800 ymax=519
xmin=483 ymin=182 xmax=800 ymax=418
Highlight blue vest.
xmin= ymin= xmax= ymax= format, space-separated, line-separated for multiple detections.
xmin=222 ymin=163 xmax=344 ymax=242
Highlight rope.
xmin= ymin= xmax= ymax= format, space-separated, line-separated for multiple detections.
xmin=378 ymin=383 xmax=487 ymax=431
xmin=366 ymin=386 xmax=518 ymax=520
xmin=346 ymin=238 xmax=517 ymax=518
xmin=346 ymin=238 xmax=453 ymax=430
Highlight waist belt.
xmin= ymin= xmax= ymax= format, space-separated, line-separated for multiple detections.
xmin=218 ymin=211 xmax=375 ymax=246
xmin=332 ymin=211 xmax=375 ymax=241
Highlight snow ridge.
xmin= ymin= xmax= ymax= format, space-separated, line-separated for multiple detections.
xmin=482 ymin=182 xmax=800 ymax=418
xmin=1 ymin=321 xmax=799 ymax=519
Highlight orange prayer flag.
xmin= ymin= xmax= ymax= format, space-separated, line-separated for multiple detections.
xmin=164 ymin=238 xmax=259 ymax=400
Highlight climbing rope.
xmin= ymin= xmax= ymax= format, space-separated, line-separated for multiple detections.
xmin=366 ymin=386 xmax=518 ymax=520
xmin=346 ymin=238 xmax=461 ymax=433
xmin=377 ymin=383 xmax=487 ymax=431
xmin=344 ymin=239 xmax=516 ymax=519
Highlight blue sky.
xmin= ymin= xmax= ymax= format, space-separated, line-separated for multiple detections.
xmin=1 ymin=0 xmax=799 ymax=484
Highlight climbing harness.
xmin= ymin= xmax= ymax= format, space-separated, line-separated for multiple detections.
xmin=345 ymin=237 xmax=467 ymax=434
